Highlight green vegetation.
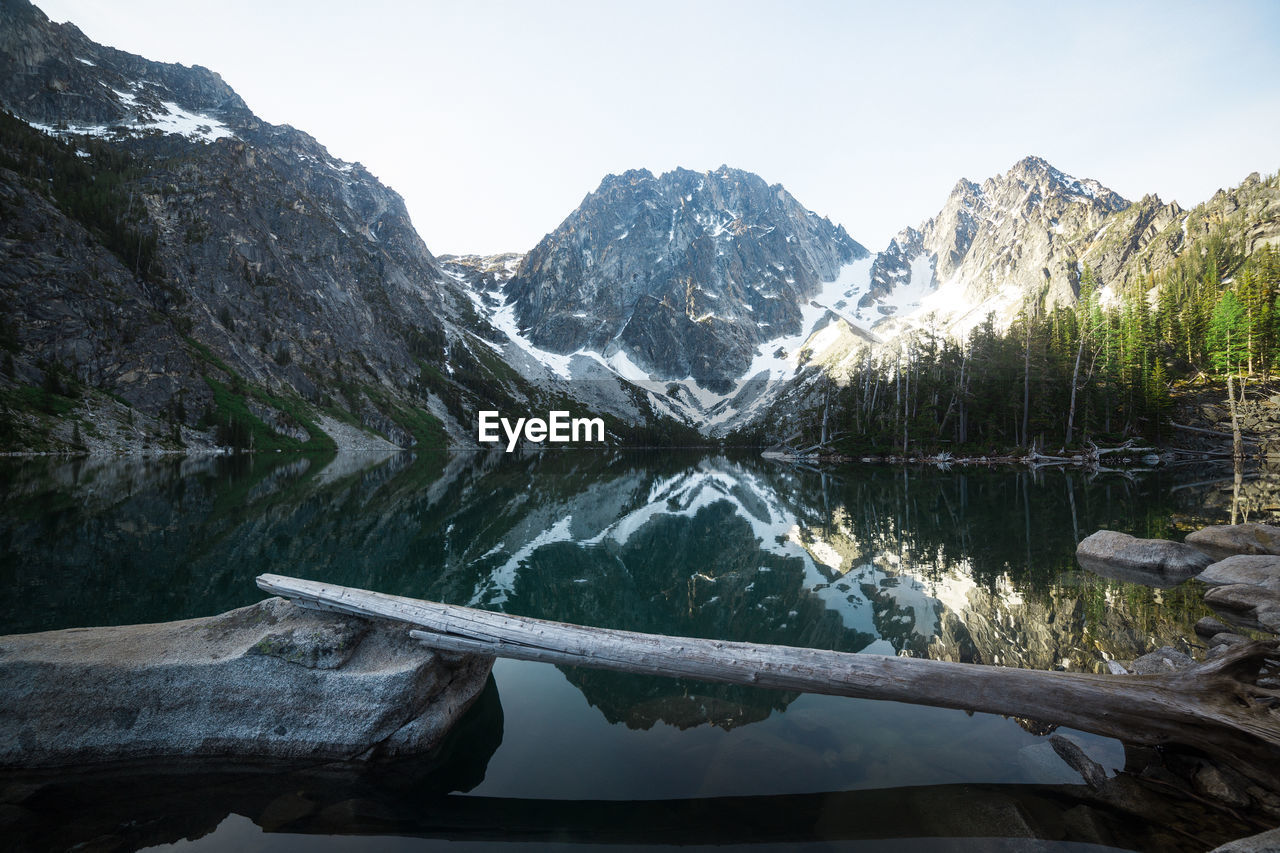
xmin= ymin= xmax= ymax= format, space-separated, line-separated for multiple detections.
xmin=200 ymin=377 xmax=336 ymax=453
xmin=362 ymin=384 xmax=448 ymax=450
xmin=182 ymin=336 xmax=237 ymax=381
xmin=0 ymin=110 xmax=161 ymax=282
xmin=184 ymin=336 xmax=337 ymax=453
xmin=0 ymin=383 xmax=77 ymax=449
xmin=7 ymin=382 xmax=77 ymax=417
xmin=757 ymin=229 xmax=1280 ymax=455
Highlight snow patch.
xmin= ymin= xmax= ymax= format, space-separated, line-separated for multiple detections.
xmin=26 ymin=85 xmax=234 ymax=143
xmin=471 ymin=515 xmax=575 ymax=606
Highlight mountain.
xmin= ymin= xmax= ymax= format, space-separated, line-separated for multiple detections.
xmin=727 ymin=159 xmax=1279 ymax=448
xmin=2 ymin=0 xmax=1276 ymax=452
xmin=850 ymin=157 xmax=1277 ymax=342
xmin=853 ymin=156 xmax=1129 ymax=337
xmin=1082 ymin=170 xmax=1279 ymax=296
xmin=486 ymin=157 xmax=1137 ymax=435
xmin=505 ymin=166 xmax=868 ymax=388
xmin=0 ymin=0 xmax=687 ymax=452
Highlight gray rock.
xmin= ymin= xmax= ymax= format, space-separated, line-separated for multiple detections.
xmin=1203 ymin=583 xmax=1280 ymax=635
xmin=1207 ymin=643 xmax=1234 ymax=660
xmin=1211 ymin=827 xmax=1280 ymax=852
xmin=1200 ymin=555 xmax=1280 ymax=592
xmin=1211 ymin=632 xmax=1249 ymax=647
xmin=1188 ymin=523 xmax=1280 ymax=561
xmin=1196 ymin=616 xmax=1235 ymax=638
xmin=1129 ymin=646 xmax=1195 ymax=674
xmin=0 ymin=598 xmax=492 ymax=767
xmin=1075 ymin=530 xmax=1213 ymax=586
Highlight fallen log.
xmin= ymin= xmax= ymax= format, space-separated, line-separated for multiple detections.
xmin=1091 ymin=440 xmax=1159 ymax=456
xmin=256 ymin=574 xmax=1280 ymax=786
xmin=1172 ymin=423 xmax=1261 ymax=443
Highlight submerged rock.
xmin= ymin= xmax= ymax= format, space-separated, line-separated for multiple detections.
xmin=1049 ymin=734 xmax=1108 ymax=790
xmin=1075 ymin=530 xmax=1212 ymax=586
xmin=1187 ymin=523 xmax=1280 ymax=562
xmin=0 ymin=598 xmax=493 ymax=767
xmin=1202 ymin=584 xmax=1280 ymax=635
xmin=1128 ymin=646 xmax=1196 ymax=674
xmin=1195 ymin=616 xmax=1235 ymax=639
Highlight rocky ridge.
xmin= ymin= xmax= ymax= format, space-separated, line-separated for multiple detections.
xmin=854 ymin=156 xmax=1129 ymax=338
xmin=2 ymin=0 xmax=1277 ymax=446
xmin=505 ymin=166 xmax=868 ymax=386
xmin=0 ymin=0 xmax=682 ymax=452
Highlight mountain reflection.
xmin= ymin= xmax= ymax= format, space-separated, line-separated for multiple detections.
xmin=0 ymin=451 xmax=1223 ymax=730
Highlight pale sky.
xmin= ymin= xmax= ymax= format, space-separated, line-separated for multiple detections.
xmin=32 ymin=0 xmax=1280 ymax=256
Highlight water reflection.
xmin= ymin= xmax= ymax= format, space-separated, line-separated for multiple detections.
xmin=0 ymin=672 xmax=1250 ymax=852
xmin=0 ymin=451 xmax=1235 ymax=724
xmin=2 ymin=451 xmax=1270 ymax=851
xmin=3 ymin=673 xmax=503 ymax=852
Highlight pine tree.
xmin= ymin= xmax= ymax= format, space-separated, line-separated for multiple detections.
xmin=1208 ymin=290 xmax=1249 ymax=376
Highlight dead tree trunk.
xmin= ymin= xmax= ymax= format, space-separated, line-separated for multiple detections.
xmin=1066 ymin=334 xmax=1085 ymax=447
xmin=820 ymin=387 xmax=830 ymax=448
xmin=1227 ymin=374 xmax=1244 ymax=460
xmin=258 ymin=574 xmax=1280 ymax=786
xmin=1022 ymin=316 xmax=1032 ymax=448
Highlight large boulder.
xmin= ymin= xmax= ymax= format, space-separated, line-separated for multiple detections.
xmin=1187 ymin=523 xmax=1280 ymax=562
xmin=1 ymin=677 xmax=506 ymax=851
xmin=0 ymin=597 xmax=493 ymax=767
xmin=1199 ymin=555 xmax=1280 ymax=593
xmin=1198 ymin=555 xmax=1280 ymax=635
xmin=1075 ymin=530 xmax=1213 ymax=586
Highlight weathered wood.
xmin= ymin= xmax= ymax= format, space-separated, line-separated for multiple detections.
xmin=1228 ymin=375 xmax=1245 ymax=460
xmin=256 ymin=574 xmax=1280 ymax=782
xmin=1171 ymin=422 xmax=1261 ymax=443
xmin=1092 ymin=442 xmax=1157 ymax=457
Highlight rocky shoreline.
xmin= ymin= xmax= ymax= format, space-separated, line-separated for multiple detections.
xmin=3 ymin=523 xmax=1278 ymax=849
xmin=1078 ymin=523 xmax=1280 ymax=652
xmin=1075 ymin=522 xmax=1280 ymax=851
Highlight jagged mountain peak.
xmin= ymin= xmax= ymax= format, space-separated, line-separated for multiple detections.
xmin=946 ymin=177 xmax=982 ymax=200
xmin=597 ymin=167 xmax=655 ymax=189
xmin=505 ymin=164 xmax=867 ymax=385
xmin=0 ymin=0 xmax=583 ymax=452
xmin=981 ymin=155 xmax=1127 ymax=212
xmin=852 ymin=157 xmax=1132 ymax=340
xmin=1006 ymin=153 xmax=1059 ymax=178
xmin=591 ymin=164 xmax=801 ymax=206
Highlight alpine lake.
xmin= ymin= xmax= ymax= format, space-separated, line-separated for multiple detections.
xmin=3 ymin=449 xmax=1277 ymax=852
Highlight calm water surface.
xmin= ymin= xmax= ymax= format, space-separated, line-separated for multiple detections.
xmin=0 ymin=451 xmax=1267 ymax=851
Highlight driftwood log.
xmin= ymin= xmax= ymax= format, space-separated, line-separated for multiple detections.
xmin=256 ymin=574 xmax=1280 ymax=785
